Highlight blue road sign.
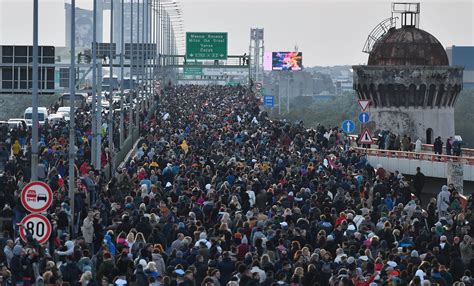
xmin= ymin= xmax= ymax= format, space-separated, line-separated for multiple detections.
xmin=263 ymin=95 xmax=275 ymax=107
xmin=358 ymin=112 xmax=370 ymax=124
xmin=341 ymin=120 xmax=355 ymax=133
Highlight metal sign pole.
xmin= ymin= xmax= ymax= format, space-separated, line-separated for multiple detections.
xmin=136 ymin=0 xmax=141 ymax=132
xmin=119 ymin=0 xmax=125 ymax=148
xmin=152 ymin=0 xmax=156 ymax=89
xmin=96 ymin=63 xmax=102 ymax=170
xmin=144 ymin=0 xmax=149 ymax=107
xmin=142 ymin=0 xmax=145 ymax=111
xmin=287 ymin=73 xmax=290 ymax=113
xmin=109 ymin=0 xmax=115 ymax=177
xmin=68 ymin=0 xmax=76 ymax=235
xmin=129 ymin=0 xmax=134 ymax=139
xmin=92 ymin=0 xmax=98 ymax=170
xmin=31 ymin=0 xmax=39 ymax=181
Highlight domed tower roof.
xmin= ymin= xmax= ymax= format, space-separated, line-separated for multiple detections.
xmin=368 ymin=26 xmax=449 ymax=66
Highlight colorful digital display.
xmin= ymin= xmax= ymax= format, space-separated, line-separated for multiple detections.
xmin=272 ymin=52 xmax=303 ymax=71
xmin=263 ymin=52 xmax=273 ymax=71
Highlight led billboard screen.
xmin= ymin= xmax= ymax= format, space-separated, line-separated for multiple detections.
xmin=272 ymin=52 xmax=302 ymax=71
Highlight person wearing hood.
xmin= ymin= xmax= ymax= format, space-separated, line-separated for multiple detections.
xmin=56 ymin=240 xmax=75 ymax=257
xmin=103 ymin=231 xmax=116 ymax=257
xmin=437 ymin=185 xmax=451 ymax=219
xmin=415 ymin=138 xmax=422 ymax=153
xmin=11 ymin=140 xmax=21 ymax=157
xmin=194 ymin=232 xmax=212 ymax=248
xmin=151 ymin=248 xmax=166 ymax=275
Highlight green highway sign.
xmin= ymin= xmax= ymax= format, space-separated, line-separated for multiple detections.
xmin=184 ymin=66 xmax=203 ymax=76
xmin=186 ymin=32 xmax=228 ymax=60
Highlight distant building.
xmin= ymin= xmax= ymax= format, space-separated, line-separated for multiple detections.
xmin=446 ymin=46 xmax=474 ymax=89
xmin=65 ymin=1 xmax=150 ymax=53
xmin=65 ymin=4 xmax=99 ymax=49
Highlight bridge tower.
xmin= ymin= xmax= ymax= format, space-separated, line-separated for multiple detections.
xmin=249 ymin=28 xmax=264 ymax=84
xmin=353 ymin=3 xmax=463 ymax=143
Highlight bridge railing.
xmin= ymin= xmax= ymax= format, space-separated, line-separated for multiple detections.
xmin=348 ymin=134 xmax=474 ymax=157
xmin=352 ymin=147 xmax=474 ymax=165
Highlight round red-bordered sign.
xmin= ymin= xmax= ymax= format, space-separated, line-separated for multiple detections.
xmin=19 ymin=213 xmax=52 ymax=245
xmin=21 ymin=181 xmax=53 ymax=213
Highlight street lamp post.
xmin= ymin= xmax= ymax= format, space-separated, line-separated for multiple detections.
xmin=69 ymin=0 xmax=76 ymax=235
xmin=108 ymin=0 xmax=114 ymax=178
xmin=119 ymin=0 xmax=125 ymax=148
xmin=129 ymin=0 xmax=134 ymax=140
xmin=92 ymin=0 xmax=98 ymax=170
xmin=143 ymin=0 xmax=149 ymax=107
xmin=141 ymin=0 xmax=145 ymax=111
xmin=31 ymin=0 xmax=39 ymax=181
xmin=135 ymin=0 xmax=140 ymax=131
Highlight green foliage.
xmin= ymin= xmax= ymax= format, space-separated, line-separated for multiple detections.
xmin=276 ymin=92 xmax=359 ymax=129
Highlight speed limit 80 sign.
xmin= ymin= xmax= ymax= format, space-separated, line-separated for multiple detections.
xmin=19 ymin=213 xmax=52 ymax=245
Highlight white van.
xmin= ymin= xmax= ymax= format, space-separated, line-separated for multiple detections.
xmin=24 ymin=107 xmax=48 ymax=126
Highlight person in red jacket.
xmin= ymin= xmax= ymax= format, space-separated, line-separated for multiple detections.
xmin=236 ymin=235 xmax=250 ymax=261
xmin=79 ymin=160 xmax=91 ymax=176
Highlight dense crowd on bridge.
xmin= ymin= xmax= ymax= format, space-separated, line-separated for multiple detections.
xmin=0 ymin=84 xmax=473 ymax=286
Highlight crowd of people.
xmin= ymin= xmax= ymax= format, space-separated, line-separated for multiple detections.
xmin=0 ymin=84 xmax=473 ymax=286
xmin=376 ymin=131 xmax=463 ymax=157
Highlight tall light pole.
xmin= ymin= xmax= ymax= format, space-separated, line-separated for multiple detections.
xmin=92 ymin=0 xmax=98 ymax=170
xmin=136 ymin=0 xmax=141 ymax=131
xmin=31 ymin=0 xmax=39 ymax=181
xmin=144 ymin=0 xmax=149 ymax=108
xmin=69 ymin=0 xmax=76 ymax=234
xmin=141 ymin=0 xmax=145 ymax=110
xmin=129 ymin=0 xmax=134 ymax=139
xmin=119 ymin=0 xmax=125 ymax=147
xmin=108 ymin=0 xmax=115 ymax=177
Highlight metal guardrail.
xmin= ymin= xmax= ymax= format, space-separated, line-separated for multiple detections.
xmin=352 ymin=147 xmax=474 ymax=165
xmin=348 ymin=134 xmax=474 ymax=157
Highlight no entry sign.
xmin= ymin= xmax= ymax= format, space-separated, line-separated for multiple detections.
xmin=19 ymin=213 xmax=52 ymax=245
xmin=21 ymin=181 xmax=53 ymax=213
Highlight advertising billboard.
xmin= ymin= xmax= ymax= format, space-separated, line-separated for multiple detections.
xmin=263 ymin=52 xmax=273 ymax=71
xmin=272 ymin=52 xmax=303 ymax=71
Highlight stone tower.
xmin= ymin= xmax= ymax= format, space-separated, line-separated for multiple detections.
xmin=353 ymin=3 xmax=463 ymax=144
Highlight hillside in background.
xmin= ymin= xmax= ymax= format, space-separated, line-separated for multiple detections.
xmin=274 ymin=89 xmax=474 ymax=147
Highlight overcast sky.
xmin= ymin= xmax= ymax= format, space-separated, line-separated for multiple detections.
xmin=0 ymin=0 xmax=473 ymax=66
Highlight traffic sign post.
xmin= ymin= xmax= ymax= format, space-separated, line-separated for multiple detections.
xmin=359 ymin=128 xmax=374 ymax=145
xmin=19 ymin=213 xmax=52 ymax=245
xmin=186 ymin=32 xmax=228 ymax=60
xmin=21 ymin=181 xmax=53 ymax=213
xmin=263 ymin=95 xmax=275 ymax=107
xmin=358 ymin=112 xmax=370 ymax=124
xmin=358 ymin=99 xmax=371 ymax=111
xmin=341 ymin=120 xmax=355 ymax=133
